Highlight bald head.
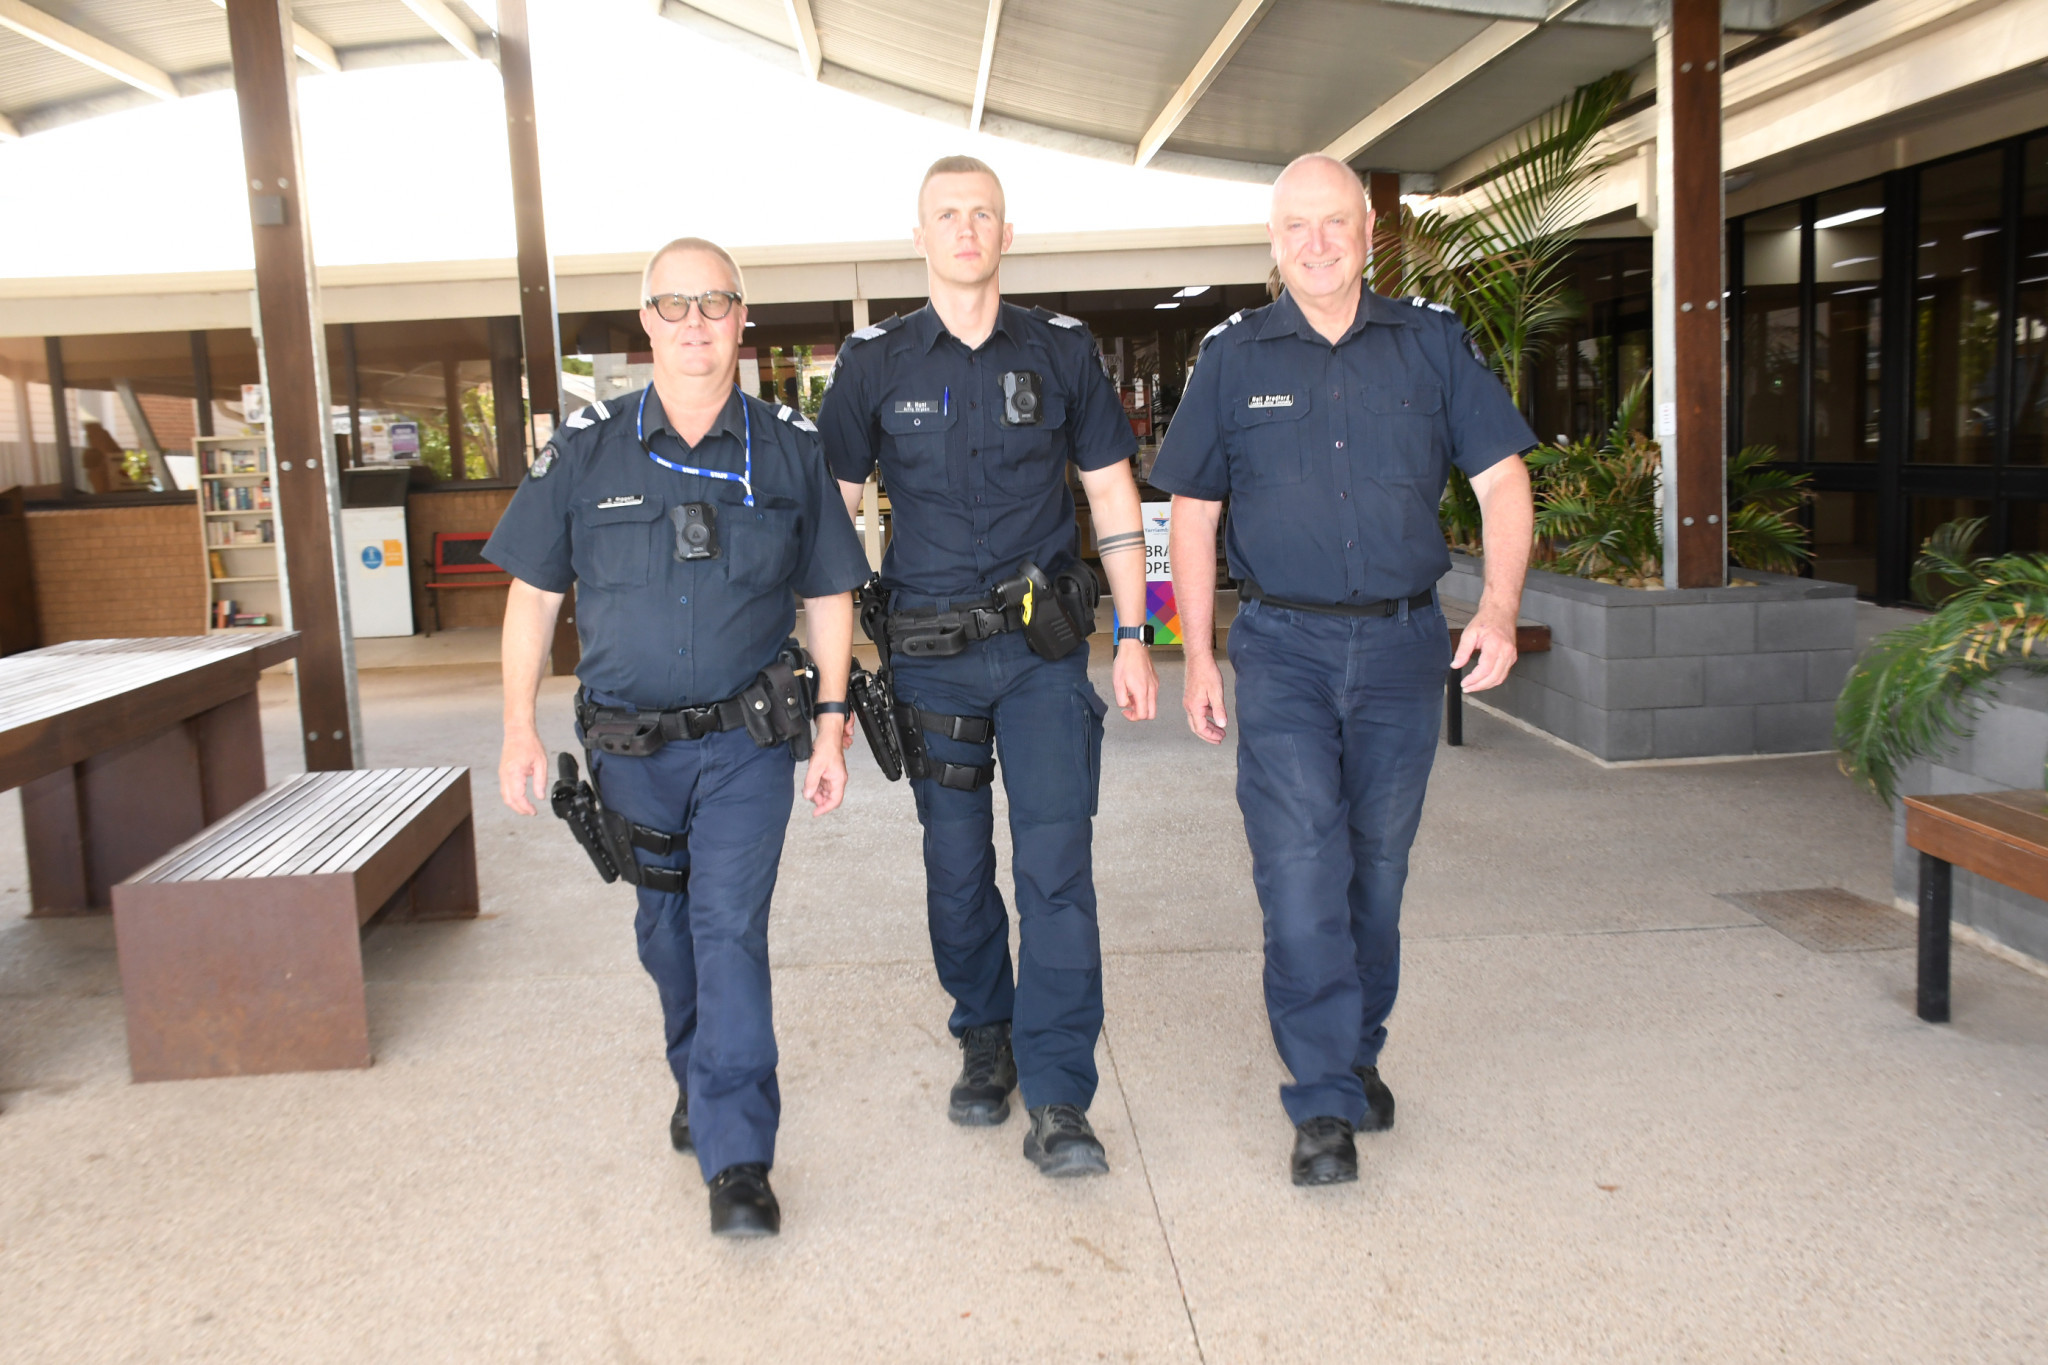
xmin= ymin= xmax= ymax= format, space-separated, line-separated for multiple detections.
xmin=1268 ymin=154 xmax=1372 ymax=308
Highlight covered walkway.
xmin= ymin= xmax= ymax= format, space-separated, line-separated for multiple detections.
xmin=2 ymin=650 xmax=2043 ymax=1360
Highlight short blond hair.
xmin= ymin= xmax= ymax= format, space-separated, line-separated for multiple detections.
xmin=918 ymin=154 xmax=1005 ymax=220
xmin=641 ymin=237 xmax=745 ymax=300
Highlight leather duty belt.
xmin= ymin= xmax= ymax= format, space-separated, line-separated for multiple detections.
xmin=884 ymin=597 xmax=1022 ymax=658
xmin=1238 ymin=578 xmax=1435 ymax=619
xmin=576 ymin=692 xmax=748 ymax=756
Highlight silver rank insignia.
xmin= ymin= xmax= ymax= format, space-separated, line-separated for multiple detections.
xmin=530 ymin=442 xmax=558 ymax=478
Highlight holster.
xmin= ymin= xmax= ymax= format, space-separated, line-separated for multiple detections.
xmin=846 ymin=663 xmax=993 ymax=790
xmin=549 ymin=752 xmax=685 ymax=894
xmin=848 ymin=663 xmax=904 ymax=781
xmin=995 ymin=560 xmax=1094 ymax=662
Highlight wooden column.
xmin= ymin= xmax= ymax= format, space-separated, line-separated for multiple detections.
xmin=225 ymin=0 xmax=361 ymax=771
xmin=488 ymin=315 xmax=525 ymax=476
xmin=1366 ymin=170 xmax=1402 ymax=296
xmin=497 ymin=0 xmax=560 ymax=451
xmin=341 ymin=322 xmax=361 ymax=467
xmin=190 ymin=330 xmax=215 ymax=438
xmin=1653 ymin=0 xmax=1726 ymax=590
xmin=443 ymin=357 xmax=465 ymax=481
xmin=44 ymin=336 xmax=74 ymax=498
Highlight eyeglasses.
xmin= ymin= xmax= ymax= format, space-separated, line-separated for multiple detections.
xmin=644 ymin=290 xmax=742 ymax=323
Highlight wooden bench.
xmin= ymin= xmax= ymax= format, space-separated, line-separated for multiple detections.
xmin=1902 ymin=789 xmax=2048 ymax=1023
xmin=423 ymin=531 xmax=512 ymax=635
xmin=111 ymin=767 xmax=476 ymax=1082
xmin=1440 ymin=597 xmax=1552 ymax=746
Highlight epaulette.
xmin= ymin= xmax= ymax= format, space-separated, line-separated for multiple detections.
xmin=773 ymin=403 xmax=818 ymax=434
xmin=1199 ymin=310 xmax=1250 ymax=351
xmin=834 ymin=313 xmax=905 ymax=372
xmin=1030 ymin=305 xmax=1087 ymax=330
xmin=1407 ymin=295 xmax=1457 ymax=316
xmin=560 ymin=398 xmax=615 ymax=431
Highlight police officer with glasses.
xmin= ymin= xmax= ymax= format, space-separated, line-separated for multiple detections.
xmin=490 ymin=237 xmax=869 ymax=1237
xmin=819 ymin=155 xmax=1158 ymax=1178
xmin=1152 ymin=155 xmax=1536 ymax=1187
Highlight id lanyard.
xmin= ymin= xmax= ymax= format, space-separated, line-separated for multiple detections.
xmin=637 ymin=385 xmax=753 ymax=506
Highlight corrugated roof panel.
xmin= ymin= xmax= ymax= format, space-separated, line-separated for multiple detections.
xmin=984 ymin=0 xmax=1247 ymax=145
xmin=812 ymin=0 xmax=984 ymax=106
xmin=39 ymin=0 xmax=227 ymax=77
xmin=1166 ymin=0 xmax=1493 ymax=164
xmin=669 ymin=0 xmax=790 ymax=48
xmin=293 ymin=0 xmax=472 ymax=50
xmin=1361 ymin=23 xmax=1651 ymax=172
xmin=0 ymin=23 xmax=119 ymax=118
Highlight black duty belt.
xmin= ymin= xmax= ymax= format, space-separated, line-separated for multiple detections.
xmin=884 ymin=596 xmax=1023 ymax=657
xmin=1238 ymin=578 xmax=1435 ymax=619
xmin=575 ymin=692 xmax=749 ymax=756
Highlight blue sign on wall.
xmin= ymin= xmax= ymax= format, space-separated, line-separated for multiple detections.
xmin=361 ymin=545 xmax=384 ymax=570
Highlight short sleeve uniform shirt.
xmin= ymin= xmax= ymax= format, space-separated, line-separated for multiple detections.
xmin=484 ymin=386 xmax=870 ymax=710
xmin=817 ymin=302 xmax=1137 ymax=598
xmin=1149 ymin=288 xmax=1537 ymax=605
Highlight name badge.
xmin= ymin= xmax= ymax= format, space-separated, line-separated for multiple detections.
xmin=596 ymin=494 xmax=644 ymax=509
xmin=893 ymin=399 xmax=942 ymax=415
xmin=1246 ymin=394 xmax=1295 ymax=410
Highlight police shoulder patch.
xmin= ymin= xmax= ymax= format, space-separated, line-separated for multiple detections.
xmin=528 ymin=441 xmax=559 ymax=478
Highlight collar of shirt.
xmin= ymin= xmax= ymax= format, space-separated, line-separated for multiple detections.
xmin=638 ymin=383 xmax=747 ymax=458
xmin=906 ymin=300 xmax=1024 ymax=355
xmin=1255 ymin=286 xmax=1410 ymax=348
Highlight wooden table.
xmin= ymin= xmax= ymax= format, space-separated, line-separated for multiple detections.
xmin=1440 ymin=597 xmax=1552 ymax=746
xmin=0 ymin=633 xmax=300 ymax=914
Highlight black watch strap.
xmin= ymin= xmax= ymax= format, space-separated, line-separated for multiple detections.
xmin=813 ymin=701 xmax=850 ymax=717
xmin=1114 ymin=624 xmax=1153 ymax=644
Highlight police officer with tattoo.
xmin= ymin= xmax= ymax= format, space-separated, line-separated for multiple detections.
xmin=490 ymin=237 xmax=869 ymax=1237
xmin=819 ymin=156 xmax=1159 ymax=1177
xmin=1153 ymin=156 xmax=1537 ymax=1186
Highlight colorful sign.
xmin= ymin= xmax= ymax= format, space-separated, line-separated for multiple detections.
xmin=1112 ymin=501 xmax=1181 ymax=646
xmin=390 ymin=421 xmax=420 ymax=457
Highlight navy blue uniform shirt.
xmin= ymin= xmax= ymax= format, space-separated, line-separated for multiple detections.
xmin=1149 ymin=288 xmax=1536 ymax=605
xmin=818 ymin=302 xmax=1136 ymax=597
xmin=484 ymin=385 xmax=870 ymax=710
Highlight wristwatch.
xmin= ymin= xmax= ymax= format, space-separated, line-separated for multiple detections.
xmin=813 ymin=701 xmax=850 ymax=717
xmin=1114 ymin=624 xmax=1154 ymax=645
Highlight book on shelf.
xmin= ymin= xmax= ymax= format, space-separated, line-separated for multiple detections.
xmin=208 ymin=550 xmax=226 ymax=578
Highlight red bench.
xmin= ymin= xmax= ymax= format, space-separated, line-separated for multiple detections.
xmin=424 ymin=531 xmax=512 ymax=634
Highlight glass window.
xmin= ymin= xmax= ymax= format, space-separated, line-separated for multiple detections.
xmin=2016 ymin=135 xmax=2048 ymax=466
xmin=2007 ymin=500 xmax=2048 ymax=555
xmin=1913 ymin=151 xmax=2005 ymax=465
xmin=1812 ymin=180 xmax=1884 ymax=462
xmin=1809 ymin=490 xmax=1878 ymax=596
xmin=1910 ymin=497 xmax=1994 ymax=566
xmin=1740 ymin=203 xmax=1803 ymax=459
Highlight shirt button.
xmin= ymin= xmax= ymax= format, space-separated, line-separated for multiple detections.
xmin=1332 ymin=389 xmax=1341 ymax=399
xmin=970 ymin=448 xmax=979 ymax=458
xmin=677 ymin=647 xmax=688 ymax=655
xmin=975 ymin=495 xmax=982 ymax=504
xmin=1339 ymin=490 xmax=1348 ymax=499
xmin=1346 ymin=540 xmax=1355 ymax=549
xmin=1335 ymin=440 xmax=1345 ymax=449
xmin=678 ymin=596 xmax=688 ymax=604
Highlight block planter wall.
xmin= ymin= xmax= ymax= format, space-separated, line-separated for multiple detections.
xmin=1436 ymin=552 xmax=1856 ymax=761
xmin=1890 ymin=675 xmax=2048 ymax=965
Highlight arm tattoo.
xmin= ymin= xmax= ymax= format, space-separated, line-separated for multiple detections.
xmin=1096 ymin=530 xmax=1144 ymax=556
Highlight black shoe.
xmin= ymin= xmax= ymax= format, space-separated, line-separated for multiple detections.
xmin=949 ymin=1022 xmax=1017 ymax=1126
xmin=1292 ymin=1116 xmax=1359 ymax=1186
xmin=1354 ymin=1066 xmax=1396 ymax=1132
xmin=1022 ymin=1104 xmax=1109 ymax=1177
xmin=707 ymin=1163 xmax=779 ymax=1238
xmin=670 ymin=1090 xmax=693 ymax=1153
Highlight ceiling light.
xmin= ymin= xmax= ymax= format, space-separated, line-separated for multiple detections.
xmin=1173 ymin=286 xmax=1211 ymax=298
xmin=1831 ymin=256 xmax=1878 ymax=269
xmin=1920 ymin=240 xmax=1938 ymax=249
xmin=1963 ymin=227 xmax=2000 ymax=239
xmin=1814 ymin=206 xmax=1883 ymax=229
xmin=1154 ymin=302 xmax=1180 ymax=310
xmin=1833 ymin=285 xmax=1877 ymax=295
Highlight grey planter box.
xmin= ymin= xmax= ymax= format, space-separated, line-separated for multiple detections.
xmin=1435 ymin=552 xmax=1857 ymax=761
xmin=1890 ymin=674 xmax=2048 ymax=965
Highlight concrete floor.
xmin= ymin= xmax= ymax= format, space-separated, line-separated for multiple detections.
xmin=3 ymin=647 xmax=2046 ymax=1362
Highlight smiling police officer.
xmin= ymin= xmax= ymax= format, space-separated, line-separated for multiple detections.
xmin=819 ymin=156 xmax=1159 ymax=1178
xmin=1153 ymin=155 xmax=1537 ymax=1187
xmin=490 ymin=237 xmax=869 ymax=1237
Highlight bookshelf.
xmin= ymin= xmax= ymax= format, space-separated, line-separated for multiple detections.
xmin=195 ymin=434 xmax=283 ymax=633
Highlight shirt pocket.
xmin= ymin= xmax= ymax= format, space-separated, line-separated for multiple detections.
xmin=572 ymin=498 xmax=663 ymax=589
xmin=1226 ymin=397 xmax=1311 ymax=486
xmin=726 ymin=502 xmax=800 ymax=592
xmin=1363 ymin=382 xmax=1445 ymax=478
xmin=879 ymin=405 xmax=957 ymax=497
xmin=989 ymin=392 xmax=1068 ymax=498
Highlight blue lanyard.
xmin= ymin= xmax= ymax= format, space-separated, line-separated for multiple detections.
xmin=637 ymin=386 xmax=753 ymax=506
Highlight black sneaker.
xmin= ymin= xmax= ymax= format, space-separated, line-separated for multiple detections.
xmin=707 ymin=1163 xmax=779 ymax=1238
xmin=1291 ymin=1116 xmax=1358 ymax=1186
xmin=1353 ymin=1066 xmax=1396 ymax=1132
xmin=670 ymin=1089 xmax=693 ymax=1153
xmin=1022 ymin=1104 xmax=1109 ymax=1177
xmin=949 ymin=1022 xmax=1017 ymax=1126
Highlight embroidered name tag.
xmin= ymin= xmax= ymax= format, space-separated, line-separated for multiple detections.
xmin=1246 ymin=394 xmax=1295 ymax=409
xmin=596 ymin=494 xmax=644 ymax=509
xmin=893 ymin=399 xmax=942 ymax=415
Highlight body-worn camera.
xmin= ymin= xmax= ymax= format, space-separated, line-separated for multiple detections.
xmin=1001 ymin=370 xmax=1043 ymax=426
xmin=671 ymin=502 xmax=719 ymax=560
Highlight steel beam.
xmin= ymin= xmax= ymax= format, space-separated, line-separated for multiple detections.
xmin=0 ymin=0 xmax=178 ymax=101
xmin=224 ymin=0 xmax=362 ymax=771
xmin=784 ymin=0 xmax=822 ymax=80
xmin=398 ymin=0 xmax=484 ymax=62
xmin=969 ymin=0 xmax=1003 ymax=133
xmin=1135 ymin=0 xmax=1275 ymax=168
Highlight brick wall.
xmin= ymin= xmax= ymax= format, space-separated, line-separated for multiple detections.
xmin=27 ymin=501 xmax=207 ymax=643
xmin=406 ymin=485 xmax=517 ymax=631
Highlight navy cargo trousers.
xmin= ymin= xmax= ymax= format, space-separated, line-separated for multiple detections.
xmin=891 ymin=620 xmax=1108 ymax=1112
xmin=588 ymin=715 xmax=795 ymax=1182
xmin=1226 ymin=595 xmax=1450 ymax=1127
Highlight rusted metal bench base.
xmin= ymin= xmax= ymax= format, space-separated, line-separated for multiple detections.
xmin=112 ymin=767 xmax=475 ymax=1082
xmin=1903 ymin=789 xmax=2048 ymax=1024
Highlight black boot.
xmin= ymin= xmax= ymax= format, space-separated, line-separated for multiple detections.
xmin=707 ymin=1163 xmax=780 ymax=1238
xmin=670 ymin=1089 xmax=693 ymax=1153
xmin=1353 ymin=1066 xmax=1396 ymax=1132
xmin=949 ymin=1022 xmax=1017 ymax=1126
xmin=1291 ymin=1116 xmax=1358 ymax=1186
xmin=1022 ymin=1104 xmax=1109 ymax=1177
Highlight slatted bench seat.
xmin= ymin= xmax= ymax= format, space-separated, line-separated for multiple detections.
xmin=1902 ymin=789 xmax=2048 ymax=1024
xmin=111 ymin=767 xmax=476 ymax=1082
